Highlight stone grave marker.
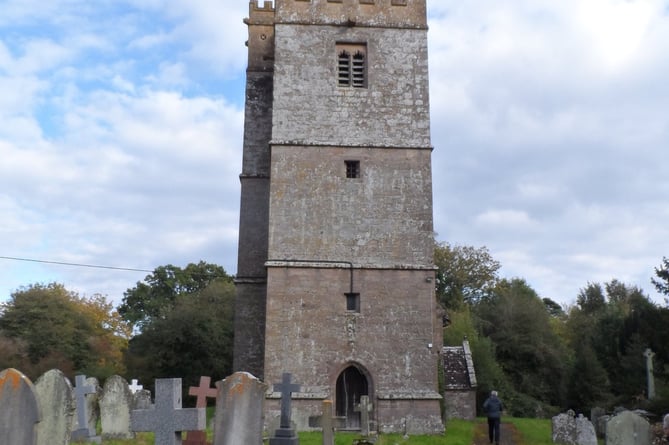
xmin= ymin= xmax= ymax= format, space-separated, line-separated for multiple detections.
xmin=269 ymin=372 xmax=300 ymax=445
xmin=591 ymin=407 xmax=606 ymax=438
xmin=131 ymin=378 xmax=206 ymax=445
xmin=321 ymin=400 xmax=334 ymax=445
xmin=213 ymin=372 xmax=267 ymax=445
xmin=354 ymin=395 xmax=373 ymax=437
xmin=552 ymin=411 xmax=577 ymax=444
xmin=133 ymin=388 xmax=153 ymax=410
xmin=0 ymin=368 xmax=41 ymax=444
xmin=71 ymin=374 xmax=101 ymax=443
xmin=184 ymin=376 xmax=218 ymax=445
xmin=663 ymin=413 xmax=669 ymax=438
xmin=34 ymin=368 xmax=75 ymax=445
xmin=129 ymin=379 xmax=143 ymax=394
xmin=100 ymin=375 xmax=134 ymax=439
xmin=575 ymin=414 xmax=597 ymax=445
xmin=605 ymin=410 xmax=651 ymax=445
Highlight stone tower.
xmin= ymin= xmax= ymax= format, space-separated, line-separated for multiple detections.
xmin=234 ymin=0 xmax=443 ymax=434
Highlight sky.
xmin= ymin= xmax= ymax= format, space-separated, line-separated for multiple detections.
xmin=1 ymin=0 xmax=667 ymax=307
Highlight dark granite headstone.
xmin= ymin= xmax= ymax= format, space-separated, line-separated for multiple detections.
xmin=269 ymin=373 xmax=300 ymax=445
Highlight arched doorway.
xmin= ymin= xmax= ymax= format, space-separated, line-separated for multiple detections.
xmin=335 ymin=365 xmax=369 ymax=430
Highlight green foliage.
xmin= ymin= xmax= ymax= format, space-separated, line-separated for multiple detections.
xmin=124 ymin=277 xmax=235 ymax=393
xmin=652 ymin=257 xmax=669 ymax=296
xmin=118 ymin=261 xmax=231 ymax=330
xmin=0 ymin=283 xmax=129 ymax=379
xmin=434 ymin=242 xmax=500 ymax=310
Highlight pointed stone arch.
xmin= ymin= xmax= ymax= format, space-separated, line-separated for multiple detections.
xmin=335 ymin=363 xmax=372 ymax=430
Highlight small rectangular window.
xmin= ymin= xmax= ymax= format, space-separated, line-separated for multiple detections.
xmin=345 ymin=160 xmax=360 ymax=179
xmin=336 ymin=43 xmax=367 ymax=88
xmin=345 ymin=293 xmax=360 ymax=312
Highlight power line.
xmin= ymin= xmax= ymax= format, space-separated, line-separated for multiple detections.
xmin=0 ymin=256 xmax=153 ymax=273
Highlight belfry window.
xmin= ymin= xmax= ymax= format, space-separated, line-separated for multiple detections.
xmin=337 ymin=44 xmax=367 ymax=88
xmin=345 ymin=160 xmax=360 ymax=178
xmin=345 ymin=293 xmax=360 ymax=312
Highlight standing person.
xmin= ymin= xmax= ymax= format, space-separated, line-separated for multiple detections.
xmin=483 ymin=390 xmax=504 ymax=445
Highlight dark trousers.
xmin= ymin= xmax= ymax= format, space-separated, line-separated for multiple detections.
xmin=488 ymin=417 xmax=501 ymax=443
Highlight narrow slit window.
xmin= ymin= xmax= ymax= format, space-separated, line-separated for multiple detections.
xmin=336 ymin=44 xmax=367 ymax=88
xmin=345 ymin=160 xmax=360 ymax=178
xmin=345 ymin=293 xmax=360 ymax=312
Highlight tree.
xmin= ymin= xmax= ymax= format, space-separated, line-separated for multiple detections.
xmin=0 ymin=283 xmax=129 ymax=379
xmin=118 ymin=261 xmax=232 ymax=330
xmin=576 ymin=282 xmax=606 ymax=314
xmin=434 ymin=242 xmax=501 ymax=310
xmin=652 ymin=257 xmax=669 ymax=297
xmin=125 ymin=278 xmax=235 ymax=392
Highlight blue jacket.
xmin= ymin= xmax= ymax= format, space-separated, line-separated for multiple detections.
xmin=483 ymin=395 xmax=503 ymax=419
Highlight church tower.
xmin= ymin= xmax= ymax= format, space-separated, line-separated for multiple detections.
xmin=234 ymin=0 xmax=443 ymax=433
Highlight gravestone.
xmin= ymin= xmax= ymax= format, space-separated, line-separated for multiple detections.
xmin=575 ymin=414 xmax=597 ymax=445
xmin=321 ymin=400 xmax=334 ymax=445
xmin=131 ymin=378 xmax=206 ymax=445
xmin=100 ymin=375 xmax=134 ymax=439
xmin=34 ymin=368 xmax=75 ymax=445
xmin=0 ymin=368 xmax=41 ymax=445
xmin=355 ymin=395 xmax=373 ymax=436
xmin=605 ymin=410 xmax=651 ymax=445
xmin=213 ymin=372 xmax=267 ymax=445
xmin=644 ymin=348 xmax=655 ymax=399
xmin=71 ymin=374 xmax=101 ymax=443
xmin=269 ymin=372 xmax=300 ymax=445
xmin=129 ymin=379 xmax=143 ymax=394
xmin=552 ymin=411 xmax=577 ymax=444
xmin=133 ymin=389 xmax=153 ymax=410
xmin=184 ymin=376 xmax=217 ymax=445
xmin=590 ymin=407 xmax=606 ymax=438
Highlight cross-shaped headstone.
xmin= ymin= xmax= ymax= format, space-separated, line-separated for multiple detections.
xmin=321 ymin=400 xmax=334 ymax=445
xmin=184 ymin=377 xmax=217 ymax=445
xmin=269 ymin=372 xmax=300 ymax=445
xmin=354 ymin=395 xmax=373 ymax=436
xmin=129 ymin=379 xmax=143 ymax=394
xmin=71 ymin=374 xmax=100 ymax=442
xmin=644 ymin=348 xmax=656 ymax=399
xmin=131 ymin=378 xmax=206 ymax=445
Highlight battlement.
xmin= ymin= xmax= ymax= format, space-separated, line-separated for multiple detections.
xmin=275 ymin=0 xmax=426 ymax=28
xmin=248 ymin=1 xmax=276 ymax=26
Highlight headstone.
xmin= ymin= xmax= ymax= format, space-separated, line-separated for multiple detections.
xmin=575 ymin=414 xmax=597 ymax=445
xmin=321 ymin=400 xmax=334 ymax=445
xmin=213 ymin=372 xmax=267 ymax=445
xmin=34 ymin=368 xmax=75 ymax=445
xmin=605 ymin=410 xmax=651 ymax=445
xmin=129 ymin=379 xmax=143 ymax=394
xmin=100 ymin=375 xmax=135 ymax=439
xmin=663 ymin=413 xmax=669 ymax=438
xmin=552 ymin=412 xmax=577 ymax=445
xmin=185 ymin=376 xmax=217 ymax=445
xmin=644 ymin=348 xmax=655 ymax=399
xmin=0 ymin=368 xmax=41 ymax=445
xmin=354 ymin=395 xmax=373 ymax=436
xmin=269 ymin=372 xmax=300 ymax=445
xmin=131 ymin=378 xmax=206 ymax=445
xmin=71 ymin=374 xmax=101 ymax=443
xmin=591 ymin=407 xmax=606 ymax=438
xmin=133 ymin=389 xmax=153 ymax=410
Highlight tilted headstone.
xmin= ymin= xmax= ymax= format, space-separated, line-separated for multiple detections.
xmin=133 ymin=389 xmax=153 ymax=410
xmin=184 ymin=376 xmax=217 ymax=445
xmin=552 ymin=412 xmax=577 ymax=445
xmin=354 ymin=395 xmax=373 ymax=436
xmin=605 ymin=410 xmax=651 ymax=445
xmin=0 ymin=368 xmax=41 ymax=445
xmin=129 ymin=379 xmax=143 ymax=394
xmin=100 ymin=375 xmax=135 ymax=439
xmin=35 ymin=368 xmax=75 ymax=445
xmin=131 ymin=378 xmax=206 ymax=445
xmin=213 ymin=372 xmax=267 ymax=445
xmin=71 ymin=374 xmax=101 ymax=443
xmin=269 ymin=372 xmax=300 ymax=445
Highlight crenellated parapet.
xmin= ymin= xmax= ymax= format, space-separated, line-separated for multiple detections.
xmin=275 ymin=0 xmax=426 ymax=29
xmin=244 ymin=1 xmax=276 ymax=72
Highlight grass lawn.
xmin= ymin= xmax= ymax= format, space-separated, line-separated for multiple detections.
xmin=96 ymin=417 xmax=580 ymax=445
